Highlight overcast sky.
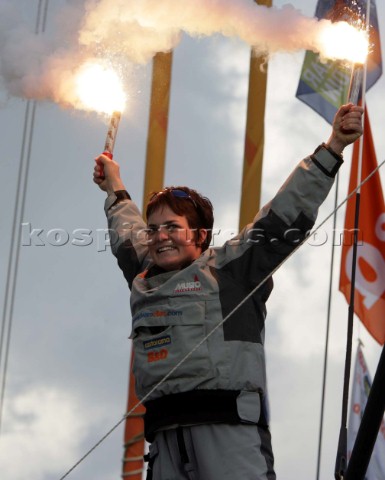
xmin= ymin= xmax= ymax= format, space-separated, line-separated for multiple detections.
xmin=0 ymin=1 xmax=384 ymax=480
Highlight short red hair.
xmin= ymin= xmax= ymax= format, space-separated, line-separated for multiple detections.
xmin=146 ymin=187 xmax=214 ymax=251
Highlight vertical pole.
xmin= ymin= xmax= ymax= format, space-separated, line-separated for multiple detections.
xmin=238 ymin=0 xmax=272 ymax=230
xmin=122 ymin=51 xmax=173 ymax=480
xmin=334 ymin=2 xmax=371 ymax=478
xmin=143 ymin=52 xmax=173 ymax=203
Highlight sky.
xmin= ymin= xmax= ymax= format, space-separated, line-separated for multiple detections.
xmin=0 ymin=1 xmax=384 ymax=479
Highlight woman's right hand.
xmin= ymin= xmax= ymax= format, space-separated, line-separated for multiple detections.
xmin=93 ymin=154 xmax=126 ymax=195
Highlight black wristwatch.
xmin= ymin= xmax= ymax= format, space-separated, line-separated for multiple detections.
xmin=110 ymin=189 xmax=131 ymax=207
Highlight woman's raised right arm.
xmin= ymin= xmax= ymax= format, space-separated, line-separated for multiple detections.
xmin=93 ymin=154 xmax=150 ymax=286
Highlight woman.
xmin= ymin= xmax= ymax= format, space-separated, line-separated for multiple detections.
xmin=93 ymin=104 xmax=363 ymax=480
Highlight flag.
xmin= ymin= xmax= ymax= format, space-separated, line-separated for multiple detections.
xmin=348 ymin=344 xmax=385 ymax=478
xmin=122 ymin=357 xmax=146 ymax=480
xmin=339 ymin=108 xmax=385 ymax=345
xmin=296 ymin=0 xmax=382 ymax=124
xmin=238 ymin=0 xmax=271 ymax=230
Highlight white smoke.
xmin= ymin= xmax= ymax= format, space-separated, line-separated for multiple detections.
xmin=79 ymin=0 xmax=327 ymax=62
xmin=0 ymin=2 xmax=89 ymax=107
xmin=0 ymin=0 xmax=361 ymax=109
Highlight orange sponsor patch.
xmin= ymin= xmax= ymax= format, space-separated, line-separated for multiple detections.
xmin=147 ymin=349 xmax=169 ymax=363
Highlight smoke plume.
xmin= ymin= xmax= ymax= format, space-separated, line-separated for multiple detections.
xmin=79 ymin=0 xmax=327 ymax=62
xmin=0 ymin=0 xmax=358 ymax=110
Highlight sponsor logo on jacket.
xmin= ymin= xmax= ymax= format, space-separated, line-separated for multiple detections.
xmin=143 ymin=335 xmax=172 ymax=351
xmin=174 ymin=275 xmax=202 ymax=294
xmin=135 ymin=309 xmax=183 ymax=322
xmin=144 ymin=336 xmax=172 ymax=363
xmin=147 ymin=348 xmax=168 ymax=363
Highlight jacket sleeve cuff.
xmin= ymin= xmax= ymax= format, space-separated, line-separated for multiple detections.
xmin=311 ymin=143 xmax=344 ymax=178
xmin=104 ymin=190 xmax=131 ymax=212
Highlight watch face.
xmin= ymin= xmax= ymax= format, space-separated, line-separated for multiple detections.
xmin=115 ymin=191 xmax=130 ymax=200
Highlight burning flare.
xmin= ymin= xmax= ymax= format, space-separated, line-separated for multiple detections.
xmin=75 ymin=62 xmax=127 ymax=114
xmin=318 ymin=22 xmax=369 ymax=64
xmin=74 ymin=61 xmax=126 ymax=158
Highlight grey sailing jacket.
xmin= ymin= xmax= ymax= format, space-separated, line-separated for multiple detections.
xmin=105 ymin=145 xmax=342 ymax=439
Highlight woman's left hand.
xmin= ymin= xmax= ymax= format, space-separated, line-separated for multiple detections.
xmin=326 ymin=104 xmax=364 ymax=155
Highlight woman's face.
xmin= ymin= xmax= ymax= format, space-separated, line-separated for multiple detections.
xmin=146 ymin=205 xmax=207 ymax=271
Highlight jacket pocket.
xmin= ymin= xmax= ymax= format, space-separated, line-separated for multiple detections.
xmin=130 ymin=302 xmax=214 ymax=398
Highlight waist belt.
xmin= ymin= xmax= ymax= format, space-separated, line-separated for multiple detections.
xmin=144 ymin=389 xmax=268 ymax=442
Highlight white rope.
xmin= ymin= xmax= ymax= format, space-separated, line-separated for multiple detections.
xmin=58 ymin=157 xmax=385 ymax=480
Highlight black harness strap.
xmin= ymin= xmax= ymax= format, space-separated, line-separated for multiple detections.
xmin=176 ymin=427 xmax=190 ymax=464
xmin=144 ymin=452 xmax=154 ymax=480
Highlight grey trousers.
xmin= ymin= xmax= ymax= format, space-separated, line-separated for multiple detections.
xmin=145 ymin=423 xmax=276 ymax=480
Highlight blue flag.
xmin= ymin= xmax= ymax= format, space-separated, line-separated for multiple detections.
xmin=296 ymin=0 xmax=382 ymax=124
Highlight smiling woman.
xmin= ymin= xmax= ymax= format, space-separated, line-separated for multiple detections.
xmin=92 ymin=103 xmax=363 ymax=480
xmin=145 ymin=205 xmax=207 ymax=271
xmin=146 ymin=186 xmax=213 ymax=250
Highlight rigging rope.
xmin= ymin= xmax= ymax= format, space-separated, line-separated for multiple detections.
xmin=316 ymin=171 xmax=340 ymax=480
xmin=57 ymin=157 xmax=385 ymax=480
xmin=0 ymin=0 xmax=49 ymax=433
xmin=0 ymin=102 xmax=35 ymax=431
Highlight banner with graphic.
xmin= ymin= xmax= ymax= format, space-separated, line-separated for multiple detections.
xmin=296 ymin=0 xmax=382 ymax=124
xmin=347 ymin=345 xmax=385 ymax=478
